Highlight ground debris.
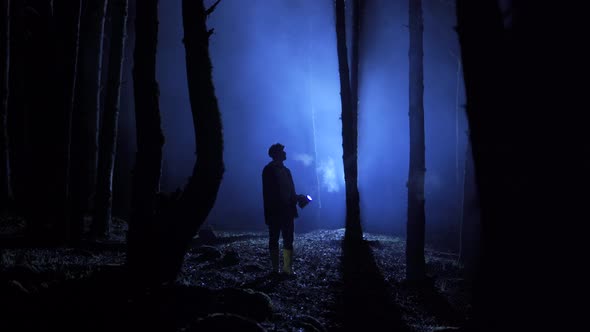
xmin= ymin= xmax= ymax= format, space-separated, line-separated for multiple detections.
xmin=0 ymin=229 xmax=469 ymax=332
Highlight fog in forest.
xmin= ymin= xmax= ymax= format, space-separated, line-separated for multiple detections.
xmin=114 ymin=0 xmax=472 ymax=249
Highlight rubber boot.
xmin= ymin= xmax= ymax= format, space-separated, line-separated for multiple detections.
xmin=282 ymin=249 xmax=294 ymax=275
xmin=270 ymin=248 xmax=280 ymax=274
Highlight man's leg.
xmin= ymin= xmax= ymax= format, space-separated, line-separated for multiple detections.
xmin=268 ymin=221 xmax=281 ymax=273
xmin=281 ymin=217 xmax=295 ymax=275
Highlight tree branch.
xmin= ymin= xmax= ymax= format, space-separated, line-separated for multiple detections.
xmin=206 ymin=0 xmax=221 ymax=16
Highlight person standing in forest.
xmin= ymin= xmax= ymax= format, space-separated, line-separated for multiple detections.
xmin=262 ymin=143 xmax=306 ymax=276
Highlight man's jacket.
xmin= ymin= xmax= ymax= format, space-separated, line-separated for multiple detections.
xmin=262 ymin=161 xmax=298 ymax=223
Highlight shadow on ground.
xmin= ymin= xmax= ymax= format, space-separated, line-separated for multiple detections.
xmin=332 ymin=239 xmax=410 ymax=332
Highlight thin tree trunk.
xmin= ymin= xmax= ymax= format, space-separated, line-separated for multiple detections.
xmin=452 ymin=52 xmax=461 ymax=226
xmin=349 ymin=0 xmax=363 ymax=240
xmin=458 ymin=132 xmax=479 ymax=278
xmin=71 ymin=0 xmax=108 ymax=241
xmin=22 ymin=1 xmax=53 ymax=239
xmin=53 ymin=0 xmax=82 ymax=243
xmin=335 ymin=0 xmax=362 ymax=243
xmin=156 ymin=0 xmax=225 ymax=283
xmin=22 ymin=1 xmax=80 ymax=243
xmin=0 ymin=0 xmax=12 ymax=209
xmin=406 ymin=0 xmax=426 ymax=281
xmin=6 ymin=0 xmax=24 ymax=214
xmin=93 ymin=0 xmax=127 ymax=238
xmin=350 ymin=0 xmax=361 ymax=117
xmin=112 ymin=0 xmax=136 ymax=222
xmin=128 ymin=0 xmax=164 ymax=280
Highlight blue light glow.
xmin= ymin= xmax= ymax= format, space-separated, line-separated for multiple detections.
xmin=144 ymin=0 xmax=471 ymax=239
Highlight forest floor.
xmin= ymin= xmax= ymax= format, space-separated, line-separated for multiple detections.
xmin=0 ymin=216 xmax=471 ymax=332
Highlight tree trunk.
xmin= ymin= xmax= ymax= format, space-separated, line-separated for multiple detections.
xmin=452 ymin=53 xmax=461 ymax=227
xmin=53 ymin=0 xmax=82 ymax=243
xmin=406 ymin=0 xmax=426 ymax=282
xmin=454 ymin=1 xmax=579 ymax=330
xmin=335 ymin=0 xmax=362 ymax=243
xmin=127 ymin=0 xmax=224 ymax=285
xmin=0 ymin=0 xmax=12 ymax=209
xmin=155 ymin=0 xmax=225 ymax=283
xmin=22 ymin=1 xmax=53 ymax=238
xmin=455 ymin=0 xmax=512 ymax=329
xmin=455 ymin=0 xmax=509 ymax=328
xmin=6 ymin=0 xmax=24 ymax=214
xmin=93 ymin=0 xmax=127 ymax=238
xmin=70 ymin=0 xmax=108 ymax=241
xmin=350 ymin=0 xmax=361 ymax=117
xmin=112 ymin=0 xmax=136 ymax=222
xmin=128 ymin=0 xmax=164 ymax=280
xmin=22 ymin=1 xmax=81 ymax=243
xmin=458 ymin=132 xmax=479 ymax=278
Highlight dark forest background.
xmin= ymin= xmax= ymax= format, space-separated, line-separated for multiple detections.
xmin=0 ymin=0 xmax=584 ymax=331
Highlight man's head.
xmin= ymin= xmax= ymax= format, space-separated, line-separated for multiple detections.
xmin=268 ymin=143 xmax=287 ymax=161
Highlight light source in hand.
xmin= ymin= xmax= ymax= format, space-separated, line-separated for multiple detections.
xmin=297 ymin=194 xmax=312 ymax=208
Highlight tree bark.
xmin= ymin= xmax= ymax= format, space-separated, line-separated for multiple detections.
xmin=70 ymin=0 xmax=108 ymax=241
xmin=53 ymin=0 xmax=82 ymax=243
xmin=128 ymin=0 xmax=164 ymax=280
xmin=155 ymin=0 xmax=225 ymax=283
xmin=22 ymin=1 xmax=53 ymax=238
xmin=458 ymin=132 xmax=479 ymax=278
xmin=93 ymin=0 xmax=127 ymax=237
xmin=455 ymin=1 xmax=510 ymax=328
xmin=127 ymin=0 xmax=224 ymax=285
xmin=335 ymin=0 xmax=362 ymax=243
xmin=0 ymin=0 xmax=12 ymax=209
xmin=406 ymin=0 xmax=426 ymax=282
xmin=6 ymin=0 xmax=24 ymax=214
xmin=22 ymin=1 xmax=81 ymax=243
xmin=350 ymin=0 xmax=361 ymax=117
xmin=454 ymin=0 xmax=579 ymax=330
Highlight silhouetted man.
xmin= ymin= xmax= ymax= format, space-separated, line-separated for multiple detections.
xmin=262 ymin=143 xmax=299 ymax=275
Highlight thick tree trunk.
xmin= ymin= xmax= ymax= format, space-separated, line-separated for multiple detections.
xmin=128 ymin=0 xmax=224 ymax=285
xmin=335 ymin=0 xmax=362 ymax=243
xmin=93 ymin=0 xmax=128 ymax=237
xmin=128 ymin=0 xmax=164 ymax=280
xmin=454 ymin=1 xmax=581 ymax=330
xmin=455 ymin=0 xmax=510 ymax=329
xmin=0 ymin=0 xmax=12 ymax=209
xmin=406 ymin=0 xmax=426 ymax=282
xmin=155 ymin=0 xmax=225 ymax=283
xmin=71 ymin=0 xmax=108 ymax=240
